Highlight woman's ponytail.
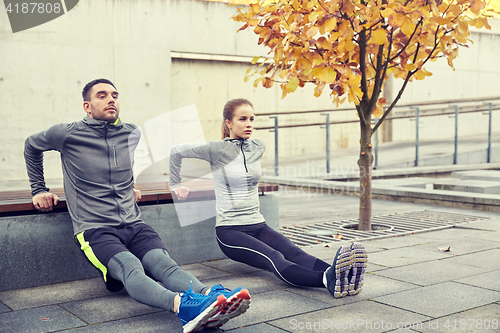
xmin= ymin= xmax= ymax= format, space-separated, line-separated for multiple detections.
xmin=221 ymin=120 xmax=231 ymax=139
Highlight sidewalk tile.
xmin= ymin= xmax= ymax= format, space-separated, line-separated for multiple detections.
xmin=463 ymin=231 xmax=500 ymax=243
xmin=220 ymin=289 xmax=331 ymax=330
xmin=360 ymin=236 xmax=437 ymax=251
xmin=221 ymin=323 xmax=289 ymax=332
xmin=374 ymin=258 xmax=489 ymax=286
xmin=412 ymin=227 xmax=498 ymax=241
xmin=198 ymin=258 xmax=264 ymax=275
xmin=441 ymin=248 xmax=500 ymax=269
xmin=283 ymin=273 xmax=419 ymax=306
xmin=389 ymin=328 xmax=421 ymax=333
xmin=455 ymin=271 xmax=500 ymax=292
xmin=0 ymin=305 xmax=86 ymax=333
xmin=367 ymin=247 xmax=450 ymax=268
xmin=180 ymin=262 xmax=233 ymax=280
xmin=302 ymin=242 xmax=351 ymax=262
xmin=413 ymin=237 xmax=500 ymax=256
xmin=61 ymin=311 xmax=183 ymax=333
xmin=268 ymin=300 xmax=430 ymax=333
xmin=0 ymin=278 xmax=110 ymax=311
xmin=419 ymin=303 xmax=500 ymax=333
xmin=461 ymin=219 xmax=500 ymax=232
xmin=60 ymin=293 xmax=162 ymax=325
xmin=372 ymin=281 xmax=500 ymax=318
xmin=366 ymin=262 xmax=390 ymax=273
xmin=0 ymin=302 xmax=10 ymax=314
xmin=202 ymin=270 xmax=289 ymax=295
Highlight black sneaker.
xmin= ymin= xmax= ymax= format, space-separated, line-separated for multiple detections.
xmin=348 ymin=242 xmax=367 ymax=296
xmin=326 ymin=245 xmax=352 ymax=298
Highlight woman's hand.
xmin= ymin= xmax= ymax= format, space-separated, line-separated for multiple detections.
xmin=172 ymin=186 xmax=190 ymax=200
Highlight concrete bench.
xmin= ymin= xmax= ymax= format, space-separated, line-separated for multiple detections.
xmin=0 ymin=182 xmax=279 ymax=292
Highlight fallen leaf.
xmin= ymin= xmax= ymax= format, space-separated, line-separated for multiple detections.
xmin=333 ymin=234 xmax=343 ymax=239
xmin=438 ymin=246 xmax=451 ymax=252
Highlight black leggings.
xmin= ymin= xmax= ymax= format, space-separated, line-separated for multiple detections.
xmin=216 ymin=222 xmax=330 ymax=287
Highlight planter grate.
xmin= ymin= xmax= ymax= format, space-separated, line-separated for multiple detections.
xmin=279 ymin=210 xmax=489 ymax=246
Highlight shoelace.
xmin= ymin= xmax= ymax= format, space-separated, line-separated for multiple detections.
xmin=210 ymin=284 xmax=230 ymax=294
xmin=179 ymin=281 xmax=206 ymax=304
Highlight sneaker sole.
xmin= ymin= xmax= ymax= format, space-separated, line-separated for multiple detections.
xmin=333 ymin=246 xmax=352 ymax=298
xmin=349 ymin=242 xmax=367 ymax=296
xmin=202 ymin=289 xmax=251 ymax=328
xmin=183 ymin=295 xmax=225 ymax=333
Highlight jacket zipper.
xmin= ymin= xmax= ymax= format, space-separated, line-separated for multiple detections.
xmin=240 ymin=140 xmax=248 ymax=172
xmin=105 ymin=126 xmax=125 ymax=226
xmin=113 ymin=144 xmax=117 ymax=166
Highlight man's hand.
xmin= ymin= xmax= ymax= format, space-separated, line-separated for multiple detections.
xmin=32 ymin=192 xmax=59 ymax=212
xmin=133 ymin=188 xmax=141 ymax=203
xmin=172 ymin=186 xmax=190 ymax=201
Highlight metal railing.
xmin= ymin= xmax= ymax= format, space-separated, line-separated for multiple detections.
xmin=255 ymin=97 xmax=500 ymax=176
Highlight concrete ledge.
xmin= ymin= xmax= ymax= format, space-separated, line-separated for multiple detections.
xmin=0 ymin=194 xmax=278 ymax=292
xmin=262 ymin=171 xmax=500 ymax=213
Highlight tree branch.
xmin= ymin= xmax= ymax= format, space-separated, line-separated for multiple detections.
xmin=368 ymin=28 xmax=393 ymax=114
xmin=372 ymin=41 xmax=419 ymax=134
xmin=388 ymin=18 xmax=423 ymax=63
xmin=359 ymin=29 xmax=369 ymax=105
xmin=367 ymin=44 xmax=385 ymax=113
xmin=371 ymin=70 xmax=412 ymax=134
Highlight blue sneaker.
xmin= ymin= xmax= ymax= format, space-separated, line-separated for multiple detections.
xmin=202 ymin=284 xmax=251 ymax=328
xmin=176 ymin=286 xmax=226 ymax=333
xmin=325 ymin=245 xmax=352 ymax=298
xmin=348 ymin=242 xmax=367 ymax=296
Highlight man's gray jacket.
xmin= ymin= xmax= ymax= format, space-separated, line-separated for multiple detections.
xmin=24 ymin=115 xmax=143 ymax=235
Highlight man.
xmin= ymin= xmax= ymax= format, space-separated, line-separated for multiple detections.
xmin=24 ymin=78 xmax=250 ymax=332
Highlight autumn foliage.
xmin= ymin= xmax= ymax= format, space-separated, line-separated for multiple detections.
xmin=236 ymin=0 xmax=494 ymax=117
xmin=233 ymin=0 xmax=496 ymax=230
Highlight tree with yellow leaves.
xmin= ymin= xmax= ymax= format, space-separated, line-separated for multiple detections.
xmin=233 ymin=0 xmax=497 ymax=230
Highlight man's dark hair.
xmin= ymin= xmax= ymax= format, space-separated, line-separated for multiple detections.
xmin=82 ymin=79 xmax=117 ymax=102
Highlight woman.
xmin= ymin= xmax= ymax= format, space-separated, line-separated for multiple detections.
xmin=169 ymin=98 xmax=367 ymax=298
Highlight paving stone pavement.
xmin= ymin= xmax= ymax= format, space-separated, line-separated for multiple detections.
xmin=1 ymin=193 xmax=499 ymax=333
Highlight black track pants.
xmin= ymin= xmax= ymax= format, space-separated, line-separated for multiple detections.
xmin=216 ymin=222 xmax=330 ymax=287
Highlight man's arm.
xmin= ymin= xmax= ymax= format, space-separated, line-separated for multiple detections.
xmin=24 ymin=123 xmax=67 ymax=212
xmin=133 ymin=188 xmax=141 ymax=202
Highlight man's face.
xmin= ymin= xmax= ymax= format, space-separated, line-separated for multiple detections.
xmin=83 ymin=83 xmax=120 ymax=123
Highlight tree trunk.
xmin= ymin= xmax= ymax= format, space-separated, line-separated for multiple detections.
xmin=358 ymin=108 xmax=373 ymax=231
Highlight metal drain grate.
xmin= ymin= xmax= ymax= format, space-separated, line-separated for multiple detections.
xmin=280 ymin=210 xmax=489 ymax=247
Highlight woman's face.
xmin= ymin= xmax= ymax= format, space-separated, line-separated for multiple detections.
xmin=226 ymin=104 xmax=255 ymax=140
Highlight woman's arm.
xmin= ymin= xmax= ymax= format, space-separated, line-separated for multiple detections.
xmin=168 ymin=142 xmax=213 ymax=191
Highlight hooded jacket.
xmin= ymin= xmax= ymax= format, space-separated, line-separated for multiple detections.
xmin=169 ymin=137 xmax=266 ymax=227
xmin=24 ymin=115 xmax=143 ymax=235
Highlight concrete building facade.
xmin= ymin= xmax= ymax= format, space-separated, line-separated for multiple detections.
xmin=1 ymin=0 xmax=499 ymax=182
